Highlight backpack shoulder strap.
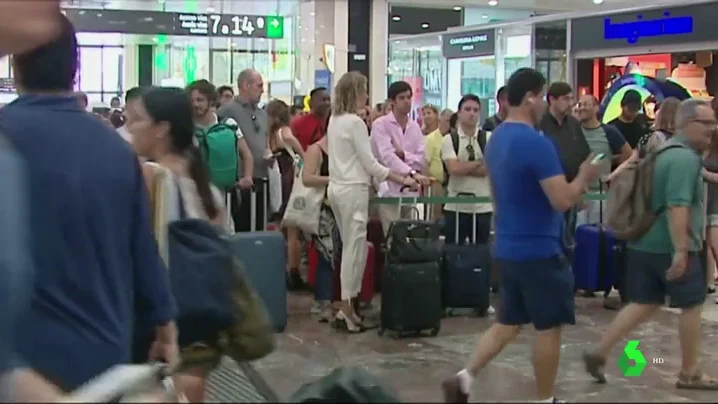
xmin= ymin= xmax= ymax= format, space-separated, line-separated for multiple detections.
xmin=450 ymin=130 xmax=460 ymax=155
xmin=478 ymin=130 xmax=488 ymax=153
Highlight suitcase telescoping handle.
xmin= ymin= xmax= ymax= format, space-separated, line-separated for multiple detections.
xmin=455 ymin=192 xmax=478 ymax=245
xmin=398 ymin=183 xmax=432 ymax=220
xmin=250 ymin=177 xmax=269 ymax=232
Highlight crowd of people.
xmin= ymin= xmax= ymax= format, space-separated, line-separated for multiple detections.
xmin=2 ymin=4 xmax=718 ymax=404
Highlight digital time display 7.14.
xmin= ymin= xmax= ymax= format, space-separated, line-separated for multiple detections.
xmin=176 ymin=13 xmax=284 ymax=39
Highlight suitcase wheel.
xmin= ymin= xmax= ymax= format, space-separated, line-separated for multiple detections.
xmin=377 ymin=327 xmax=385 ymax=336
xmin=430 ymin=327 xmax=440 ymax=337
xmin=475 ymin=308 xmax=488 ymax=318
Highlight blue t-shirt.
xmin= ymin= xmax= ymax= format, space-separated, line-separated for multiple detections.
xmin=486 ymin=122 xmax=565 ymax=260
xmin=0 ymin=95 xmax=177 ymax=390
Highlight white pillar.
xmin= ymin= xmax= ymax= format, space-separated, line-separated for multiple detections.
xmin=369 ymin=0 xmax=389 ymax=105
xmin=332 ymin=0 xmax=349 ymax=81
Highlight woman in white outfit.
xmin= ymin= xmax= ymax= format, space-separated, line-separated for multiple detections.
xmin=327 ymin=72 xmax=419 ymax=332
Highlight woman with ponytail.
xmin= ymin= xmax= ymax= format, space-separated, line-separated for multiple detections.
xmin=126 ymin=86 xmax=228 ymax=401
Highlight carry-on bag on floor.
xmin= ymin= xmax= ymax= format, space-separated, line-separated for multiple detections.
xmin=289 ymin=367 xmax=400 ymax=403
xmin=332 ymin=242 xmax=375 ymax=303
xmin=204 ymin=356 xmax=280 ymax=403
xmin=227 ymin=179 xmax=288 ymax=332
xmin=573 ymin=184 xmax=619 ymax=296
xmin=379 ymin=260 xmax=442 ymax=338
xmin=441 ymin=202 xmax=492 ymax=317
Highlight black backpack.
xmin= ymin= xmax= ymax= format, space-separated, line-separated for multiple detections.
xmin=442 ymin=129 xmax=488 ymax=187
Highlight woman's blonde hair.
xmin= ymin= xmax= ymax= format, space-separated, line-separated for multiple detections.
xmin=332 ymin=71 xmax=367 ymax=115
xmin=653 ymin=96 xmax=681 ymax=133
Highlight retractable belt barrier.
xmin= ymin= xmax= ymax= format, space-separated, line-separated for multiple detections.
xmin=370 ymin=192 xmax=608 ymax=205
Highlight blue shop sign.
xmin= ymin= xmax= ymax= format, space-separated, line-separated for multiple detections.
xmin=570 ymin=3 xmax=716 ymax=52
xmin=604 ymin=12 xmax=693 ymax=45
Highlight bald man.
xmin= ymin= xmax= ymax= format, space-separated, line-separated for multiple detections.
xmin=217 ymin=69 xmax=270 ymax=232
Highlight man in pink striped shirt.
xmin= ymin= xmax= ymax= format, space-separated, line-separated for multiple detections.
xmin=370 ymin=81 xmax=429 ymax=234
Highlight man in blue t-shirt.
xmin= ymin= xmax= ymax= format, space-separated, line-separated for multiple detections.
xmin=441 ymin=68 xmax=598 ymax=404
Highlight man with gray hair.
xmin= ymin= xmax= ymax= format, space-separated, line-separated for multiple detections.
xmin=218 ymin=68 xmax=269 ymax=232
xmin=583 ymin=98 xmax=718 ymax=389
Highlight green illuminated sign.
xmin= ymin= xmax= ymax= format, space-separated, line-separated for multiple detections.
xmin=266 ymin=16 xmax=284 ymax=39
xmin=618 ymin=340 xmax=647 ymax=377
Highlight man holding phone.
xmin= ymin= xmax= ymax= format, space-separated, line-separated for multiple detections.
xmin=540 ymin=82 xmax=592 ymax=257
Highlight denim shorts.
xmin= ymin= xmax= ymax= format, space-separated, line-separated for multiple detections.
xmin=496 ymin=255 xmax=576 ymax=331
xmin=626 ymin=249 xmax=706 ymax=309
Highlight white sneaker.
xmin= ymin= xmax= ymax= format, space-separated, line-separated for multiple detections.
xmin=487 ymin=305 xmax=496 ymax=315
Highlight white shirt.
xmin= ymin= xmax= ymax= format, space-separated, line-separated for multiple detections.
xmin=441 ymin=126 xmax=493 ymax=214
xmin=327 ymin=113 xmax=390 ymax=187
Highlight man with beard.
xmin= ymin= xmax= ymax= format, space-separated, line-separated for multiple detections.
xmin=575 ymin=94 xmax=632 ymax=225
xmin=442 ymin=68 xmax=598 ymax=404
xmin=188 ymin=79 xmax=254 ymax=193
xmin=607 ymin=89 xmax=650 ymax=150
xmin=540 ymin=82 xmax=591 ymax=258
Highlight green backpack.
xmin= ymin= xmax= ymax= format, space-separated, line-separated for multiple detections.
xmin=196 ymin=121 xmax=239 ymax=190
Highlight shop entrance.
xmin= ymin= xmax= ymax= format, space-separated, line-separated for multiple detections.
xmin=574 ymin=46 xmax=718 ymax=125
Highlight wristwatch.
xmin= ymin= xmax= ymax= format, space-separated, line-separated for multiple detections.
xmin=409 ymin=170 xmax=417 ymax=178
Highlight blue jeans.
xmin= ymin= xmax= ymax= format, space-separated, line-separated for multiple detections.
xmin=314 ymin=253 xmax=333 ymax=302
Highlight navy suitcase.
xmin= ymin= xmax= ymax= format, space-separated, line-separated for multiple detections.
xmin=226 ymin=180 xmax=287 ymax=332
xmin=441 ymin=208 xmax=491 ymax=317
xmin=573 ymin=224 xmax=616 ymax=294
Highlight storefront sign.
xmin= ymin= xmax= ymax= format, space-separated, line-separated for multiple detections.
xmin=571 ymin=3 xmax=716 ymax=51
xmin=442 ymin=29 xmax=495 ymax=59
xmin=63 ymin=8 xmax=284 ymax=39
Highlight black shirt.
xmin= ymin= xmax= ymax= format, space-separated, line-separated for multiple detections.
xmin=608 ymin=115 xmax=649 ymax=149
xmin=539 ymin=112 xmax=591 ymax=182
xmin=482 ymin=114 xmax=503 ymax=132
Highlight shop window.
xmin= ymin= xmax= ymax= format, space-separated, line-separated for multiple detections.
xmin=212 ymin=51 xmax=231 ymax=85
xmin=0 ymin=56 xmax=10 ymax=79
xmin=102 ymin=47 xmax=123 ymax=95
xmin=79 ymin=47 xmax=103 ymax=92
xmin=77 ymin=46 xmax=125 ymax=104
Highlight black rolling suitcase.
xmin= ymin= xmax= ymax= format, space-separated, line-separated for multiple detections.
xmin=379 ymin=261 xmax=442 ymax=338
xmin=378 ymin=196 xmax=443 ymax=338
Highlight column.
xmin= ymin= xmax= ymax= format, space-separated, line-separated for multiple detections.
xmin=332 ymin=0 xmax=349 ymax=80
xmin=369 ymin=0 xmax=389 ymax=105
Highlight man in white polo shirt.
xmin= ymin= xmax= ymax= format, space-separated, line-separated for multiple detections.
xmin=441 ymin=94 xmax=494 ymax=315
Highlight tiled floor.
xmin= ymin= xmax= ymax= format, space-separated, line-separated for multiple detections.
xmin=253 ymin=293 xmax=718 ymax=402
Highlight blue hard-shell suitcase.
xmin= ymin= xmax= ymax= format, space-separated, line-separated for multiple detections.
xmin=227 ymin=231 xmax=287 ymax=332
xmin=573 ymin=224 xmax=616 ymax=294
xmin=226 ymin=181 xmax=287 ymax=332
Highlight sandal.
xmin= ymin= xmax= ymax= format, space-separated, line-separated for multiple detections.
xmin=676 ymin=370 xmax=718 ymax=390
xmin=332 ymin=310 xmax=364 ymax=333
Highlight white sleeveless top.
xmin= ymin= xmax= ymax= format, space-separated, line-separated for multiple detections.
xmin=145 ymin=162 xmax=227 ymax=262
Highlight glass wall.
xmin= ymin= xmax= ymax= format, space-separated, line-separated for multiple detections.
xmin=446 ymin=56 xmax=496 ymax=114
xmin=498 ymin=26 xmax=533 ymax=83
xmin=60 ymin=0 xmax=300 ymax=102
xmin=388 ymin=35 xmax=444 ymax=108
